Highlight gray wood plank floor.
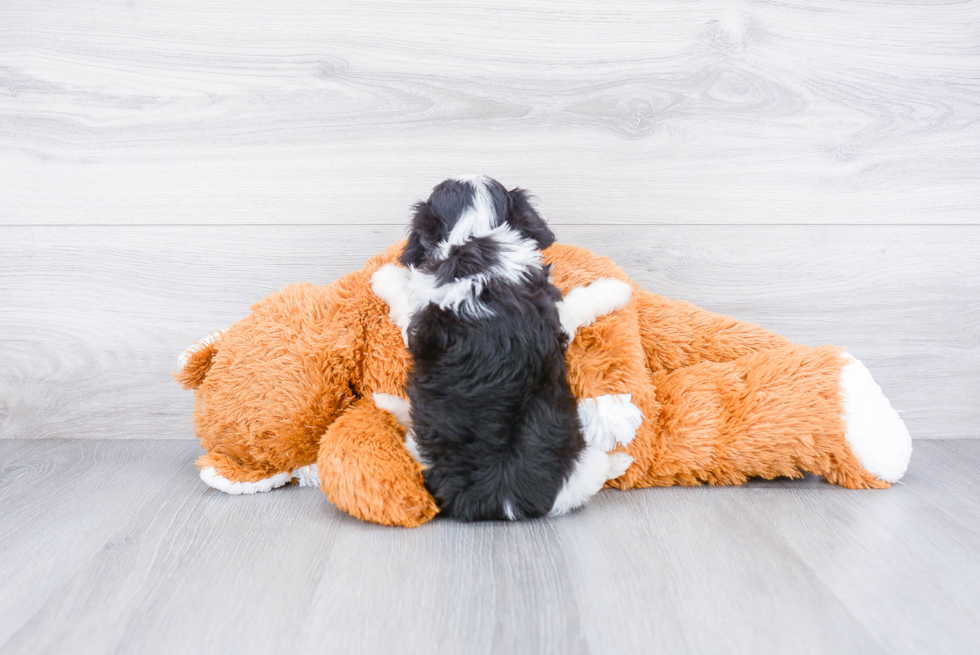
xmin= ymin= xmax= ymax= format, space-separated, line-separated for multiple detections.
xmin=0 ymin=439 xmax=977 ymax=655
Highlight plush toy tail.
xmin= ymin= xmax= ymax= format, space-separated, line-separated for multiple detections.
xmin=174 ymin=330 xmax=225 ymax=390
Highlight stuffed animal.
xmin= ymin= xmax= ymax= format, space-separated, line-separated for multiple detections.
xmin=176 ymin=242 xmax=912 ymax=527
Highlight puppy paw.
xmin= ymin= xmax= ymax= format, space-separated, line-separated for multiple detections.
xmin=549 ymin=445 xmax=611 ymax=516
xmin=577 ymin=393 xmax=644 ymax=451
xmin=556 ymin=278 xmax=633 ymax=338
xmin=606 ymin=451 xmax=634 ymax=480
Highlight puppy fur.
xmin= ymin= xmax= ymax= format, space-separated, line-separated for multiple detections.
xmin=396 ymin=176 xmax=610 ymax=521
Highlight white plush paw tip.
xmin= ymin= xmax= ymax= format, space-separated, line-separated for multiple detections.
xmin=291 ymin=464 xmax=320 ymax=488
xmin=840 ymin=353 xmax=913 ymax=483
xmin=176 ymin=329 xmax=225 ymax=371
xmin=199 ymin=467 xmax=293 ymax=495
xmin=607 ymin=452 xmax=634 ymax=480
xmin=370 ymin=264 xmax=413 ymax=344
xmin=372 ymin=392 xmax=412 ymax=429
xmin=371 ymin=263 xmax=409 ymax=294
xmin=578 ymin=393 xmax=644 ymax=451
xmin=589 ymin=278 xmax=633 ymax=311
xmin=557 ymin=278 xmax=633 ymax=337
xmin=199 ymin=465 xmax=319 ymax=494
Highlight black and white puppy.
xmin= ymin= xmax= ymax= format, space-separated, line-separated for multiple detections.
xmin=372 ymin=175 xmax=634 ymax=521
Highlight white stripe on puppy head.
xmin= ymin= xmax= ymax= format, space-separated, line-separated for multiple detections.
xmin=407 ymin=224 xmax=544 ymax=319
xmin=439 ymin=175 xmax=498 ymax=257
xmin=483 ymin=224 xmax=543 ymax=284
xmin=400 ymin=175 xmax=546 ymax=319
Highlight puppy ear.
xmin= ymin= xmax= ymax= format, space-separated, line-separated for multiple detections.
xmin=400 ymin=201 xmax=434 ymax=267
xmin=506 ymin=188 xmax=555 ymax=249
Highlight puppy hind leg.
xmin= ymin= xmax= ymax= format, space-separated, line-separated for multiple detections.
xmin=549 ymin=445 xmax=622 ymax=516
xmin=607 ymin=451 xmax=634 ymax=481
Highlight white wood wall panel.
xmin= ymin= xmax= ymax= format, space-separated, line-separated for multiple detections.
xmin=0 ymin=225 xmax=976 ymax=441
xmin=1 ymin=0 xmax=978 ymax=225
xmin=0 ymin=1 xmax=976 ymax=443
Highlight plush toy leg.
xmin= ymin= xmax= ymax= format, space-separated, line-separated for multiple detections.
xmin=197 ymin=453 xmax=319 ymax=495
xmin=612 ymin=345 xmax=910 ymax=490
xmin=317 ymin=396 xmax=439 ymax=527
xmin=838 ymin=353 xmax=912 ymax=483
xmin=632 ymin=287 xmax=793 ymax=372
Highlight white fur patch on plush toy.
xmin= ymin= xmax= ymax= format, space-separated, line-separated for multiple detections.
xmin=371 ymin=264 xmax=414 ymax=344
xmin=373 ymin=392 xmax=429 ymax=467
xmin=199 ymin=464 xmax=320 ymax=495
xmin=556 ymin=278 xmax=633 ymax=338
xmin=290 ymin=464 xmax=320 ymax=488
xmin=840 ymin=352 xmax=913 ymax=483
xmin=373 ymin=266 xmax=634 ymax=346
xmin=372 ymin=392 xmax=412 ymax=429
xmin=176 ymin=329 xmax=225 ymax=371
xmin=578 ymin=393 xmax=644 ymax=451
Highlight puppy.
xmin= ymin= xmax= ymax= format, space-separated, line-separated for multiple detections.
xmin=372 ymin=175 xmax=632 ymax=521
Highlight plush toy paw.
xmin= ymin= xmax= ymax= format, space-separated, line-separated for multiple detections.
xmin=577 ymin=393 xmax=644 ymax=451
xmin=290 ymin=464 xmax=321 ymax=488
xmin=174 ymin=329 xmax=226 ymax=390
xmin=199 ymin=464 xmax=320 ymax=495
xmin=318 ymin=399 xmax=439 ymax=527
xmin=372 ymin=392 xmax=430 ymax=467
xmin=556 ymin=278 xmax=633 ymax=338
xmin=177 ymin=329 xmax=225 ymax=372
xmin=840 ymin=352 xmax=913 ymax=483
xmin=372 ymin=392 xmax=412 ymax=430
xmin=371 ymin=264 xmax=413 ymax=343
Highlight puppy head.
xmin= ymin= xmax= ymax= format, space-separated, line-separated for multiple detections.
xmin=399 ymin=175 xmax=555 ymax=269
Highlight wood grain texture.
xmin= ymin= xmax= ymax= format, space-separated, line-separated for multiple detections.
xmin=0 ymin=224 xmax=976 ymax=440
xmin=0 ymin=438 xmax=977 ymax=654
xmin=2 ymin=0 xmax=978 ymax=224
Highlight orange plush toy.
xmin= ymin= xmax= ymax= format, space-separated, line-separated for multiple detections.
xmin=176 ymin=242 xmax=912 ymax=527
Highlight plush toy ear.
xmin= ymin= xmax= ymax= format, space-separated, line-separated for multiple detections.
xmin=174 ymin=330 xmax=223 ymax=390
xmin=399 ymin=201 xmax=436 ymax=268
xmin=506 ymin=188 xmax=555 ymax=249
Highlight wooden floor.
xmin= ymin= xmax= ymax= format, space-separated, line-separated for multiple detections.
xmin=1 ymin=439 xmax=977 ymax=655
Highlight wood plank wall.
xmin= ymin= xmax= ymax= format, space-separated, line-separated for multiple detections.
xmin=2 ymin=1 xmax=977 ymax=440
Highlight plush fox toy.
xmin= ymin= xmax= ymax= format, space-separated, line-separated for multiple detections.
xmin=175 ymin=242 xmax=912 ymax=527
